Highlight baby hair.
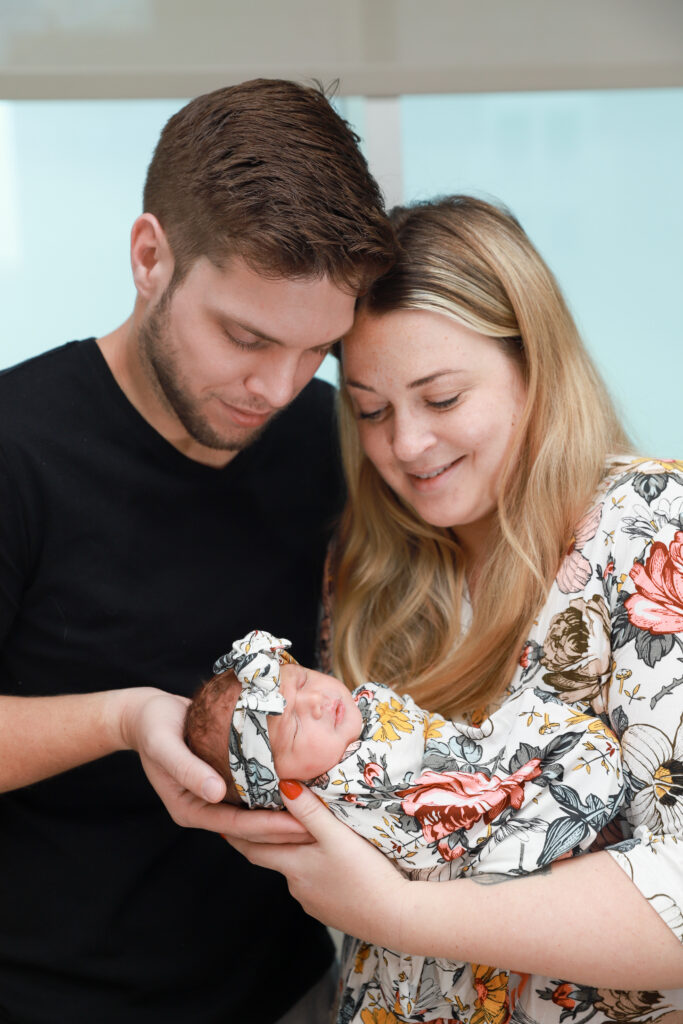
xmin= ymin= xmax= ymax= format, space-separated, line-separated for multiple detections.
xmin=184 ymin=672 xmax=245 ymax=807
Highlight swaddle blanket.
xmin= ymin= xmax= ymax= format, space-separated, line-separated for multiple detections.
xmin=312 ymin=682 xmax=625 ymax=1023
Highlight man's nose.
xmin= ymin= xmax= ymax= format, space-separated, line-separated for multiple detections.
xmin=244 ymin=352 xmax=301 ymax=409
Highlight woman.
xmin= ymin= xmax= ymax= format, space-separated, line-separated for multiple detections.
xmin=231 ymin=197 xmax=683 ymax=1023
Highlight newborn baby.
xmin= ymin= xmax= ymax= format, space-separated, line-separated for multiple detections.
xmin=185 ymin=629 xmax=626 ymax=1024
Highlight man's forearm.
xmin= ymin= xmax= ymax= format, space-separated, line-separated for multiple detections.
xmin=0 ymin=688 xmax=156 ymax=792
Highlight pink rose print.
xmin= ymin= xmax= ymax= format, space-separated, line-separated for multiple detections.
xmin=557 ymin=504 xmax=602 ymax=594
xmin=363 ymin=762 xmax=383 ymax=786
xmin=625 ymin=530 xmax=683 ymax=634
xmin=397 ymin=760 xmax=543 ymax=846
xmin=354 ymin=688 xmax=375 ymax=703
xmin=437 ymin=838 xmax=466 ymax=862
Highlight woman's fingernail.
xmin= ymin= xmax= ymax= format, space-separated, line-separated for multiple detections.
xmin=279 ymin=780 xmax=303 ymax=799
xmin=202 ymin=777 xmax=224 ymax=802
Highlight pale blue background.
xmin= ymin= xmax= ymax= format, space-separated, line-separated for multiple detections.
xmin=1 ymin=90 xmax=681 ymax=453
xmin=400 ymin=90 xmax=683 ymax=456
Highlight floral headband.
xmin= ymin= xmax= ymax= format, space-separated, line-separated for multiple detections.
xmin=212 ymin=628 xmax=295 ymax=809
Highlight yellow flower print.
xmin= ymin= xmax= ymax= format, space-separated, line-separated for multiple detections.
xmin=470 ymin=964 xmax=510 ymax=1024
xmin=354 ymin=942 xmax=371 ymax=974
xmin=563 ymin=710 xmax=619 ymax=744
xmin=423 ymin=713 xmax=446 ymax=741
xmin=360 ymin=1008 xmax=400 ymax=1024
xmin=372 ymin=698 xmax=413 ymax=744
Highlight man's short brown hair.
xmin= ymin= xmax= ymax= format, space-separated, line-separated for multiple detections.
xmin=143 ymin=78 xmax=396 ymax=289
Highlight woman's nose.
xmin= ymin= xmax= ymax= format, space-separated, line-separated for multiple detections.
xmin=391 ymin=411 xmax=436 ymax=463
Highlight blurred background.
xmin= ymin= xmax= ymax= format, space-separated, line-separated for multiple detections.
xmin=1 ymin=0 xmax=681 ymax=453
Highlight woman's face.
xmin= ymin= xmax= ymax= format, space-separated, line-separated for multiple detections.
xmin=342 ymin=308 xmax=527 ymax=556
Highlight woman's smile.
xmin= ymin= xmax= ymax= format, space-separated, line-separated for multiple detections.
xmin=343 ymin=308 xmax=526 ymax=557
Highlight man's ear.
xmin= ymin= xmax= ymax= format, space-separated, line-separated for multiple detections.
xmin=130 ymin=213 xmax=174 ymax=301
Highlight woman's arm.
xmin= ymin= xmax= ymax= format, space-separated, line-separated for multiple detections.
xmin=230 ymin=782 xmax=683 ymax=990
xmin=0 ymin=690 xmax=309 ymax=842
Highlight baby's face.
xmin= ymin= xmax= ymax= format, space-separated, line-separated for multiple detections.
xmin=267 ymin=663 xmax=364 ymax=781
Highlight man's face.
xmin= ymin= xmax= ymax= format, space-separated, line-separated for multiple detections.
xmin=267 ymin=663 xmax=364 ymax=782
xmin=137 ymin=256 xmax=356 ymax=455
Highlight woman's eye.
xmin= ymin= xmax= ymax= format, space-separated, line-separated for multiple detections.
xmin=357 ymin=408 xmax=387 ymax=422
xmin=428 ymin=395 xmax=460 ymax=410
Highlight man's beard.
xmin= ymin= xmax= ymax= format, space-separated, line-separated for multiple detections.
xmin=137 ymin=289 xmax=269 ymax=453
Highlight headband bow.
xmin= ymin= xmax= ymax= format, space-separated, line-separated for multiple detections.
xmin=213 ymin=629 xmax=293 ymax=808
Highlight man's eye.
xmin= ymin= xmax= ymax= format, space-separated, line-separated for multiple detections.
xmin=225 ymin=330 xmax=260 ymax=351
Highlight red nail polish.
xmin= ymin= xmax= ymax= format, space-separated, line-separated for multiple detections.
xmin=279 ymin=779 xmax=303 ymax=799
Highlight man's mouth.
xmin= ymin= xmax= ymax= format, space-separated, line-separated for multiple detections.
xmin=219 ymin=400 xmax=273 ymax=428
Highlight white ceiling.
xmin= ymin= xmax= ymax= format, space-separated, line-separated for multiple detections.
xmin=1 ymin=0 xmax=681 ymax=98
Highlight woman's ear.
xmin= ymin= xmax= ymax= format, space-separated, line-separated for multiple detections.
xmin=130 ymin=213 xmax=174 ymax=301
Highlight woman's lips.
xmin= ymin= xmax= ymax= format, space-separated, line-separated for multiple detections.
xmin=407 ymin=456 xmax=463 ymax=490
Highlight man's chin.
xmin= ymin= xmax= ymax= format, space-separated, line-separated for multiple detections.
xmin=189 ymin=417 xmax=272 ymax=454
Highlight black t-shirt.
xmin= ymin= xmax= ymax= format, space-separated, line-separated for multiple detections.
xmin=0 ymin=340 xmax=343 ymax=1023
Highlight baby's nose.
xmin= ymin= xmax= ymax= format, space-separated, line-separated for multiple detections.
xmin=304 ymin=689 xmax=324 ymax=719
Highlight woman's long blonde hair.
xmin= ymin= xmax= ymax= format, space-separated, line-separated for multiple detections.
xmin=333 ymin=196 xmax=632 ymax=718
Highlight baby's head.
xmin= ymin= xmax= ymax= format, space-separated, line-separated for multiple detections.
xmin=184 ymin=629 xmax=363 ymax=808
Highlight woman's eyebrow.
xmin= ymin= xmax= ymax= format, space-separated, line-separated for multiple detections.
xmin=408 ymin=369 xmax=465 ymax=389
xmin=345 ymin=369 xmax=465 ymax=391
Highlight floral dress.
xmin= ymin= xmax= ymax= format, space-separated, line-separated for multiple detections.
xmin=315 ymin=681 xmax=624 ymax=1023
xmin=328 ymin=458 xmax=683 ymax=1024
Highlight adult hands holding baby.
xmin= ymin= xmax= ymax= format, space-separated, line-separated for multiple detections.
xmin=121 ymin=687 xmax=311 ymax=844
xmin=228 ymin=780 xmax=410 ymax=947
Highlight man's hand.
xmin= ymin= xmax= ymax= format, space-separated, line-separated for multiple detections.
xmin=119 ymin=688 xmax=311 ymax=842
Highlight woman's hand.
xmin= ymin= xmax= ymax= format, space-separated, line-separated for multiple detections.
xmin=119 ymin=689 xmax=310 ymax=843
xmin=229 ymin=781 xmax=410 ymax=943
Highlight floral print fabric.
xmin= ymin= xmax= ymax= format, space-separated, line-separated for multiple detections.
xmin=325 ymin=680 xmax=624 ymax=1023
xmin=333 ymin=458 xmax=683 ymax=1024
xmin=214 ymin=628 xmax=293 ymax=808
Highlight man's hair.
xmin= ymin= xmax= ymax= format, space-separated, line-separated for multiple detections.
xmin=143 ymin=78 xmax=396 ymax=289
xmin=184 ymin=672 xmax=244 ymax=806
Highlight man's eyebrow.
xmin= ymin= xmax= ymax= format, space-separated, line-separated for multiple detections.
xmin=215 ymin=312 xmax=344 ymax=350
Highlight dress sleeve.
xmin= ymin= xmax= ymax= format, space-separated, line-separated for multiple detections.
xmin=600 ymin=461 xmax=683 ymax=942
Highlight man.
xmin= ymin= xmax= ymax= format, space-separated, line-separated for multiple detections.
xmin=0 ymin=79 xmax=395 ymax=1023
